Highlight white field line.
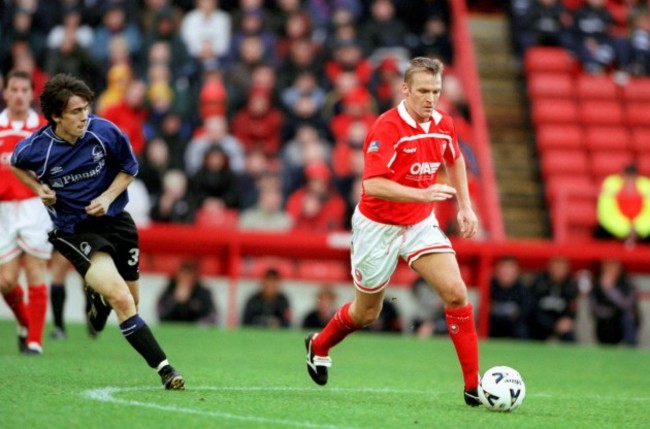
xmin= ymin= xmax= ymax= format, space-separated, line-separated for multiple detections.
xmin=81 ymin=386 xmax=441 ymax=429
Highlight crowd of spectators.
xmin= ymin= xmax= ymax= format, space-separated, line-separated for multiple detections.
xmin=487 ymin=255 xmax=641 ymax=346
xmin=509 ymin=0 xmax=650 ymax=76
xmin=0 ymin=0 xmax=480 ymax=235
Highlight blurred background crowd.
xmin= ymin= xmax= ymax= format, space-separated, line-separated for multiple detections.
xmin=1 ymin=0 xmax=477 ymax=235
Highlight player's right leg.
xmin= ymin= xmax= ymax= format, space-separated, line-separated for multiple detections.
xmin=0 ymin=203 xmax=29 ymax=352
xmin=0 ymin=256 xmax=29 ymax=353
xmin=412 ymin=252 xmax=480 ymax=407
xmin=85 ymin=252 xmax=184 ymax=390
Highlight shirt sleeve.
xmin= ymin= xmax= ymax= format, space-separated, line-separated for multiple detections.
xmin=362 ymin=121 xmax=399 ymax=180
xmin=106 ymin=120 xmax=139 ymax=176
xmin=10 ymin=137 xmax=37 ymax=171
xmin=442 ymin=116 xmax=462 ymax=164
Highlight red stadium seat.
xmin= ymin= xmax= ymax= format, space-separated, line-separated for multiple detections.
xmin=590 ymin=151 xmax=633 ymax=181
xmin=524 ymin=47 xmax=578 ymax=75
xmin=535 ymin=124 xmax=583 ymax=151
xmin=579 ymin=100 xmax=624 ymax=126
xmin=531 ymin=99 xmax=579 ymax=126
xmin=550 ymin=197 xmax=598 ymax=242
xmin=583 ymin=126 xmax=629 ymax=153
xmin=621 ymin=78 xmax=650 ymax=102
xmin=239 ymin=256 xmax=296 ymax=279
xmin=563 ymin=0 xmax=585 ymax=11
xmin=624 ymin=102 xmax=650 ymax=127
xmin=296 ymin=259 xmax=351 ymax=282
xmin=527 ymin=73 xmax=575 ymax=99
xmin=545 ymin=174 xmax=596 ymax=202
xmin=575 ymin=74 xmax=619 ymax=100
xmin=540 ymin=149 xmax=589 ymax=178
xmin=143 ymin=254 xmax=184 ymax=275
xmin=637 ymin=154 xmax=650 ymax=176
xmin=630 ymin=127 xmax=650 ymax=154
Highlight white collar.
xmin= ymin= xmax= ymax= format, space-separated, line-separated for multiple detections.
xmin=397 ymin=100 xmax=443 ymax=128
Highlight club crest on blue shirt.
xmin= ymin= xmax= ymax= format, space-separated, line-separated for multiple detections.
xmin=368 ymin=140 xmax=380 ymax=153
xmin=92 ymin=145 xmax=105 ymax=162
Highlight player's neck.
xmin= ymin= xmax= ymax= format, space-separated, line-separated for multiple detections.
xmin=53 ymin=127 xmax=79 ymax=145
xmin=8 ymin=109 xmax=28 ymax=123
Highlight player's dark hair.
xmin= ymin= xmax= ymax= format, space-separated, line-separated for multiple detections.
xmin=4 ymin=69 xmax=33 ymax=89
xmin=404 ymin=57 xmax=444 ymax=86
xmin=40 ymin=74 xmax=95 ymax=127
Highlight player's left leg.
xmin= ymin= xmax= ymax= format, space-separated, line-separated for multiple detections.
xmin=49 ymin=250 xmax=69 ymax=339
xmin=22 ymin=253 xmax=49 ymax=354
xmin=85 ymin=252 xmax=184 ymax=390
xmin=412 ymin=252 xmax=480 ymax=406
xmin=306 ymin=289 xmax=385 ymax=386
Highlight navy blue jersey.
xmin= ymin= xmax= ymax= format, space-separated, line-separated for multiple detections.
xmin=11 ymin=114 xmax=139 ymax=233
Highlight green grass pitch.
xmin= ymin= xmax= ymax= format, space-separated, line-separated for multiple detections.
xmin=1 ymin=321 xmax=648 ymax=429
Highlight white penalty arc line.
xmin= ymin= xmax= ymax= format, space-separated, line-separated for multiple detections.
xmin=81 ymin=386 xmax=440 ymax=429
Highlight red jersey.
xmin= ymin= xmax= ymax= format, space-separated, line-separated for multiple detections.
xmin=359 ymin=101 xmax=461 ymax=225
xmin=0 ymin=109 xmax=47 ymax=200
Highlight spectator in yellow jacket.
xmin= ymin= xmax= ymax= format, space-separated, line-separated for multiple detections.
xmin=595 ymin=163 xmax=650 ymax=246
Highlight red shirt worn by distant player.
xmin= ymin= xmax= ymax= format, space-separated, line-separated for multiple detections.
xmin=358 ymin=100 xmax=461 ymax=225
xmin=0 ymin=108 xmax=47 ymax=200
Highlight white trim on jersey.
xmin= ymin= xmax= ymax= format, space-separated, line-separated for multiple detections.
xmin=0 ymin=108 xmax=40 ymax=129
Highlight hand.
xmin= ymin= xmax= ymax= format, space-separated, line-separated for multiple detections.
xmin=422 ymin=183 xmax=456 ymax=202
xmin=38 ymin=184 xmax=57 ymax=206
xmin=85 ymin=194 xmax=112 ymax=216
xmin=457 ymin=206 xmax=479 ymax=239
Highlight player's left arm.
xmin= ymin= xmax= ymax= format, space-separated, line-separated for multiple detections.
xmin=445 ymin=155 xmax=478 ymax=239
xmin=85 ymin=171 xmax=134 ymax=216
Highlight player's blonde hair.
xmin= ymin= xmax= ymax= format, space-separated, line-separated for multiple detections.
xmin=404 ymin=57 xmax=444 ymax=86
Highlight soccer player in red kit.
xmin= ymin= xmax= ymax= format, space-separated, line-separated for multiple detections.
xmin=304 ymin=57 xmax=482 ymax=406
xmin=0 ymin=70 xmax=50 ymax=354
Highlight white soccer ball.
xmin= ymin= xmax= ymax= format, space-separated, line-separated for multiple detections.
xmin=478 ymin=366 xmax=526 ymax=412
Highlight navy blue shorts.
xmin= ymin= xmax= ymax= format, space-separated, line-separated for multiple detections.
xmin=48 ymin=211 xmax=140 ymax=281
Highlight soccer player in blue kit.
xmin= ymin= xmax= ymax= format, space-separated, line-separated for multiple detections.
xmin=11 ymin=74 xmax=185 ymax=390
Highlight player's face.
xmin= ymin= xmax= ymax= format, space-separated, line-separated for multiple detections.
xmin=3 ymin=76 xmax=33 ymax=117
xmin=53 ymin=95 xmax=90 ymax=144
xmin=402 ymin=71 xmax=442 ymax=123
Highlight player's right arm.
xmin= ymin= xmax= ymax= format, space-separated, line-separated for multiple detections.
xmin=10 ymin=166 xmax=57 ymax=206
xmin=364 ymin=176 xmax=456 ymax=203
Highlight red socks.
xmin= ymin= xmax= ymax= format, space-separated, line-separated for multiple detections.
xmin=445 ymin=303 xmax=480 ymax=390
xmin=2 ymin=285 xmax=29 ymax=328
xmin=312 ymin=302 xmax=361 ymax=356
xmin=26 ymin=284 xmax=48 ymax=346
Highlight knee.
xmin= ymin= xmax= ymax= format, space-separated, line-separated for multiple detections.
xmin=439 ymin=281 xmax=468 ymax=309
xmin=351 ymin=304 xmax=382 ymax=327
xmin=103 ymin=284 xmax=134 ymax=313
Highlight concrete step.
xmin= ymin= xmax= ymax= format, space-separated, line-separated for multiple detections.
xmin=469 ymin=14 xmax=547 ymax=238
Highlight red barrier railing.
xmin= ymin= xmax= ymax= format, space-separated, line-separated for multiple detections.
xmin=139 ymin=225 xmax=650 ymax=336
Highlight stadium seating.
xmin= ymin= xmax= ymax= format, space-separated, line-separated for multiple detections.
xmin=535 ymin=124 xmax=583 ymax=151
xmin=621 ymin=78 xmax=650 ymax=102
xmin=524 ymin=47 xmax=577 ymax=75
xmin=579 ymin=100 xmax=624 ymax=126
xmin=575 ymin=74 xmax=619 ymax=100
xmin=531 ymin=99 xmax=579 ymax=126
xmin=630 ymin=128 xmax=650 ymax=154
xmin=583 ymin=126 xmax=629 ymax=153
xmin=539 ymin=149 xmax=589 ymax=177
xmin=544 ymin=174 xmax=595 ymax=202
xmin=296 ymin=259 xmax=351 ymax=282
xmin=527 ymin=73 xmax=575 ymax=99
xmin=624 ymin=102 xmax=650 ymax=128
xmin=589 ymin=151 xmax=634 ymax=182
